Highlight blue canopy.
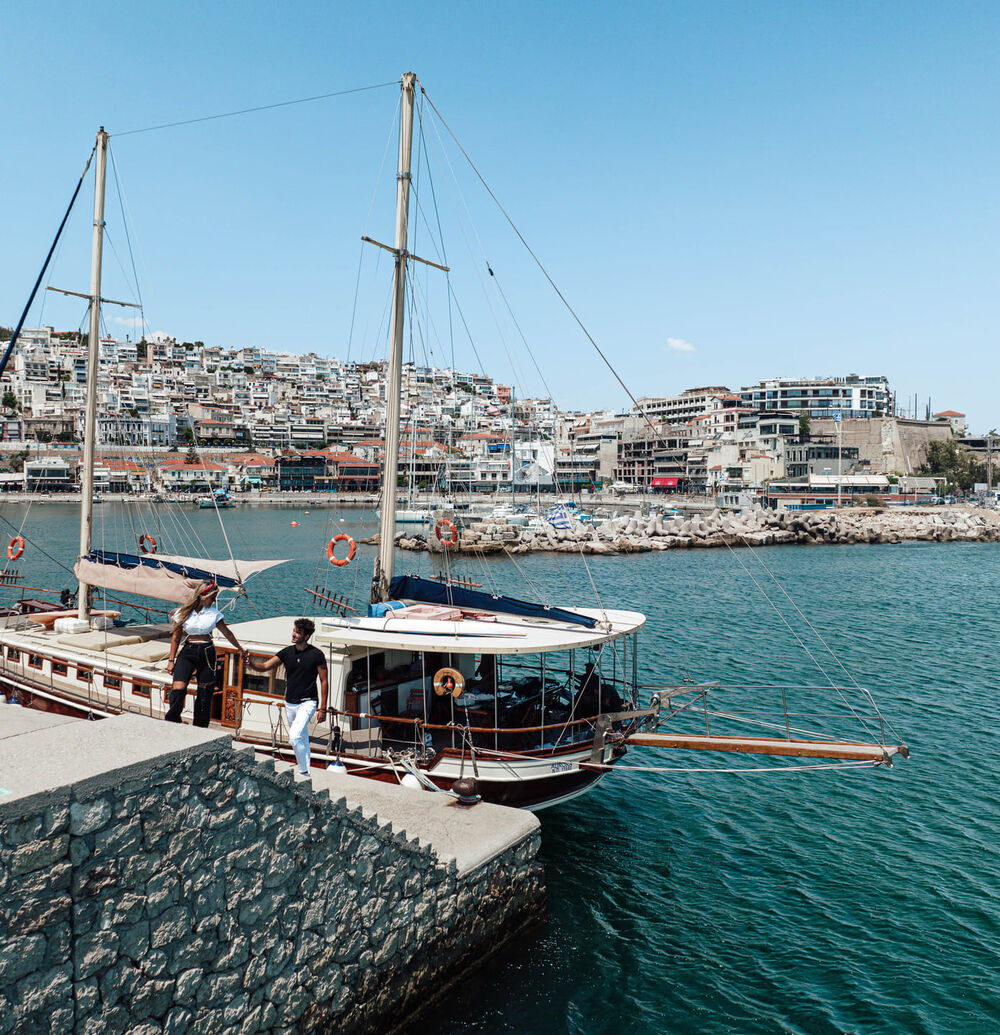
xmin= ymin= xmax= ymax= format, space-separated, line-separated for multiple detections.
xmin=388 ymin=574 xmax=597 ymax=629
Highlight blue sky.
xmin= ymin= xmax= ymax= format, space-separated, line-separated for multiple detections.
xmin=2 ymin=1 xmax=998 ymax=430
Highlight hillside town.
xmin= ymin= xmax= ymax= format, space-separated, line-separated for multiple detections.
xmin=0 ymin=326 xmax=990 ymax=504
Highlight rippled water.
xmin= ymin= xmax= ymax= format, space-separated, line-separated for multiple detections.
xmin=5 ymin=504 xmax=999 ymax=1032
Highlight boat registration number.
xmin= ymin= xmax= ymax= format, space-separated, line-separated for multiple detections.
xmin=550 ymin=761 xmax=573 ymax=773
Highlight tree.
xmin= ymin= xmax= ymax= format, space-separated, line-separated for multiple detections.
xmin=185 ymin=443 xmax=200 ymax=465
xmin=919 ymin=440 xmax=985 ymax=490
xmin=2 ymin=391 xmax=19 ymax=412
xmin=798 ymin=413 xmax=810 ymax=441
xmin=36 ymin=430 xmax=52 ymax=443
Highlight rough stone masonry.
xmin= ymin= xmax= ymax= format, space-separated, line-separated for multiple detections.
xmin=0 ymin=710 xmax=544 ymax=1034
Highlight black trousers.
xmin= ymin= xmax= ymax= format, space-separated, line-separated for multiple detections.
xmin=165 ymin=641 xmax=217 ymax=727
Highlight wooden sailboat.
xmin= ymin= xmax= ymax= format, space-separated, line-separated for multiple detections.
xmin=0 ymin=76 xmax=907 ymax=810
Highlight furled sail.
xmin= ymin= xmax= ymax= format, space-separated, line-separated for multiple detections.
xmin=388 ymin=573 xmax=597 ymax=629
xmin=74 ymin=549 xmax=288 ymax=604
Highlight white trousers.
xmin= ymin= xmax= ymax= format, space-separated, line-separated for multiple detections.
xmin=285 ymin=699 xmax=317 ymax=775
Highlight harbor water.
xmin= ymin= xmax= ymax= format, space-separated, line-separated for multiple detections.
xmin=4 ymin=503 xmax=998 ymax=1032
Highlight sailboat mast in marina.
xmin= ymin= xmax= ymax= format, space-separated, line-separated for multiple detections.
xmin=77 ymin=128 xmax=108 ymax=624
xmin=0 ymin=75 xmax=907 ymax=810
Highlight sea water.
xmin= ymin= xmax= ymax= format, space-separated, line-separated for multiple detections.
xmin=6 ymin=503 xmax=999 ymax=1032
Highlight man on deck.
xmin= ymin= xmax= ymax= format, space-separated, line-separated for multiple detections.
xmin=245 ymin=618 xmax=328 ymax=776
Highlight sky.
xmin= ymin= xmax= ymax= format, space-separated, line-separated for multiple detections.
xmin=2 ymin=1 xmax=998 ymax=431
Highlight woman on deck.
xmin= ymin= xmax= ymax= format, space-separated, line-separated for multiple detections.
xmin=165 ymin=580 xmax=245 ymax=727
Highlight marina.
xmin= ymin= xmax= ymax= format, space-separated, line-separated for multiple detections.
xmin=2 ymin=0 xmax=998 ymax=1025
xmin=4 ymin=515 xmax=997 ymax=1030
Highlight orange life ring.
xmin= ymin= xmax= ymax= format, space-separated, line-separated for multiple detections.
xmin=7 ymin=536 xmax=24 ymax=561
xmin=435 ymin=518 xmax=459 ymax=547
xmin=326 ymin=534 xmax=356 ymax=567
xmin=138 ymin=533 xmax=157 ymax=555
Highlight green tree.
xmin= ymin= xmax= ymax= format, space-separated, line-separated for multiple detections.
xmin=798 ymin=413 xmax=810 ymax=441
xmin=919 ymin=440 xmax=985 ymax=490
xmin=36 ymin=430 xmax=52 ymax=443
xmin=2 ymin=391 xmax=19 ymax=412
xmin=186 ymin=443 xmax=200 ymax=465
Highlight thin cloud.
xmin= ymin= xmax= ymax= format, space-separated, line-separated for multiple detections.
xmin=666 ymin=337 xmax=695 ymax=353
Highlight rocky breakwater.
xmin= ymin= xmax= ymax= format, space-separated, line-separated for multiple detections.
xmin=396 ymin=507 xmax=1000 ymax=556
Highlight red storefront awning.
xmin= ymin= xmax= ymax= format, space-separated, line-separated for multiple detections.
xmin=651 ymin=477 xmax=679 ymax=487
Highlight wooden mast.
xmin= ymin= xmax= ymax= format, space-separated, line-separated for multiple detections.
xmin=372 ymin=73 xmax=417 ymax=602
xmin=77 ymin=128 xmax=109 ymax=623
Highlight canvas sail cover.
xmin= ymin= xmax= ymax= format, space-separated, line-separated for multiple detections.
xmin=74 ymin=549 xmax=287 ymax=604
xmin=388 ymin=574 xmax=597 ymax=629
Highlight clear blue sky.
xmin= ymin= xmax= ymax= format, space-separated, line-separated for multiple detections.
xmin=2 ymin=1 xmax=998 ymax=430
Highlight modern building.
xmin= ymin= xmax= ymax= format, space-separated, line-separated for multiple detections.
xmin=739 ymin=375 xmax=891 ymax=418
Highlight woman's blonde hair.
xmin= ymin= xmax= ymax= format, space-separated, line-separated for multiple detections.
xmin=173 ymin=580 xmax=219 ymax=630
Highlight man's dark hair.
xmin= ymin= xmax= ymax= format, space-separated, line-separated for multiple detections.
xmin=294 ymin=618 xmax=315 ymax=639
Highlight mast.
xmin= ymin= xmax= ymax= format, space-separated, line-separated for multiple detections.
xmin=78 ymin=128 xmax=109 ymax=622
xmin=373 ymin=73 xmax=417 ymax=601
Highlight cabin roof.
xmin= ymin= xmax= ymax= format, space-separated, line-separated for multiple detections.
xmin=226 ymin=606 xmax=645 ymax=655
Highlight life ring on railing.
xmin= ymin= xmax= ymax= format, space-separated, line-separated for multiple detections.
xmin=138 ymin=534 xmax=157 ymax=555
xmin=433 ymin=667 xmax=465 ymax=698
xmin=435 ymin=518 xmax=459 ymax=547
xmin=7 ymin=536 xmax=24 ymax=561
xmin=326 ymin=534 xmax=356 ymax=567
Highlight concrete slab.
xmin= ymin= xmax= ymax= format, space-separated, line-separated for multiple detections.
xmin=0 ymin=713 xmax=230 ymax=816
xmin=0 ymin=705 xmax=80 ymax=740
xmin=309 ymin=766 xmax=538 ymax=876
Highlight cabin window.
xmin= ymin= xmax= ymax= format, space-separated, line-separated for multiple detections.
xmin=7 ymin=647 xmax=19 ymax=662
xmin=241 ymin=653 xmax=286 ymax=698
xmin=28 ymin=654 xmax=43 ymax=670
xmin=104 ymin=675 xmax=121 ymax=690
xmin=76 ymin=667 xmax=93 ymax=684
xmin=52 ymin=661 xmax=68 ymax=676
xmin=133 ymin=680 xmax=151 ymax=699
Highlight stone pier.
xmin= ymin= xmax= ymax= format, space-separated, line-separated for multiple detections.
xmin=0 ymin=708 xmax=544 ymax=1034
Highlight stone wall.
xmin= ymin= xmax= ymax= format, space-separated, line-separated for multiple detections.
xmin=0 ymin=714 xmax=544 ymax=1034
xmin=811 ymin=417 xmax=953 ymax=475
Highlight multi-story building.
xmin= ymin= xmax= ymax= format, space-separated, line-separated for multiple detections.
xmin=739 ymin=375 xmax=891 ymax=418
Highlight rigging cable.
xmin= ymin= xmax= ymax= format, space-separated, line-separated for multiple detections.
xmin=112 ymin=81 xmax=399 ymax=138
xmin=0 ymin=143 xmax=97 ymax=380
xmin=420 ymin=89 xmax=665 ymax=446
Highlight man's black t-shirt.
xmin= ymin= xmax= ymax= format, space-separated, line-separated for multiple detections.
xmin=276 ymin=644 xmax=327 ymax=704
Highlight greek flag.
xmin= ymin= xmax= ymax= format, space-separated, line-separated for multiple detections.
xmin=832 ymin=410 xmax=842 ymax=423
xmin=546 ymin=504 xmax=573 ymax=530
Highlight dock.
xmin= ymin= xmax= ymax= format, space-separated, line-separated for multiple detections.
xmin=0 ymin=706 xmax=545 ymax=1033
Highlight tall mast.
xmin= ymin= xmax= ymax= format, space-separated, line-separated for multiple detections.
xmin=373 ymin=73 xmax=417 ymax=601
xmin=78 ymin=128 xmax=109 ymax=622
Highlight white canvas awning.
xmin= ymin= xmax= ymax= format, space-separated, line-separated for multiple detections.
xmin=74 ymin=552 xmax=287 ymax=604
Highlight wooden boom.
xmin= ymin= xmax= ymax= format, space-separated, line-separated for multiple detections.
xmin=626 ymin=732 xmax=908 ymax=762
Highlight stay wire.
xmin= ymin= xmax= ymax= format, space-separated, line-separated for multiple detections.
xmin=108 ymin=144 xmax=147 ymax=336
xmin=113 ymin=81 xmax=399 ymax=138
xmin=420 ymin=90 xmax=664 ymax=445
xmin=722 ymin=539 xmax=880 ymax=745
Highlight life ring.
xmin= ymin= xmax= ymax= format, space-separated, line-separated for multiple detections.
xmin=433 ymin=667 xmax=465 ymax=698
xmin=7 ymin=536 xmax=24 ymax=561
xmin=326 ymin=534 xmax=356 ymax=567
xmin=435 ymin=518 xmax=459 ymax=547
xmin=138 ymin=534 xmax=157 ymax=555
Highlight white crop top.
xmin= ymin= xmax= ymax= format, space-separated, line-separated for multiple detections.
xmin=179 ymin=606 xmax=224 ymax=637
